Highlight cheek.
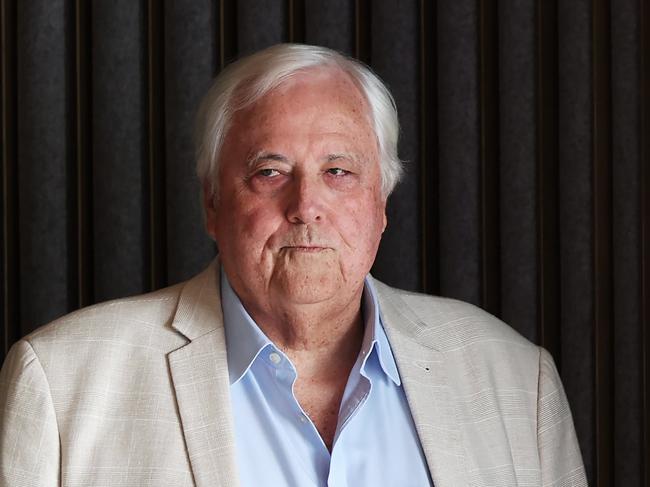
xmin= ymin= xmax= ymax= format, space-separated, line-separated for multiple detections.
xmin=337 ymin=198 xmax=385 ymax=251
xmin=242 ymin=209 xmax=281 ymax=243
xmin=217 ymin=198 xmax=284 ymax=252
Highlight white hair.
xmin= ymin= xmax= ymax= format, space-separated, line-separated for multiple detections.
xmin=195 ymin=43 xmax=403 ymax=199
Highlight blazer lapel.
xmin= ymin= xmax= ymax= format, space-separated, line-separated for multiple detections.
xmin=168 ymin=260 xmax=240 ymax=487
xmin=373 ymin=279 xmax=468 ymax=487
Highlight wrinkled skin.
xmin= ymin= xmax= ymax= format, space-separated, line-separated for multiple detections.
xmin=204 ymin=67 xmax=387 ymax=348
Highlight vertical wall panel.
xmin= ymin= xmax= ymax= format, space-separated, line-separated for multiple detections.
xmin=478 ymin=0 xmax=500 ymax=317
xmin=558 ymin=0 xmax=595 ymax=482
xmin=498 ymin=0 xmax=537 ymax=342
xmin=437 ymin=0 xmax=481 ymax=305
xmin=611 ymin=1 xmax=642 ymax=485
xmin=16 ymin=0 xmax=71 ymax=334
xmin=287 ymin=0 xmax=305 ymax=43
xmin=1 ymin=0 xmax=18 ymax=363
xmin=146 ymin=0 xmax=167 ymax=291
xmin=237 ymin=0 xmax=285 ymax=56
xmin=641 ymin=0 xmax=650 ymax=483
xmin=304 ymin=0 xmax=354 ymax=56
xmin=218 ymin=0 xmax=237 ymax=68
xmin=164 ymin=0 xmax=217 ymax=285
xmin=419 ymin=0 xmax=438 ymax=295
xmin=72 ymin=0 xmax=93 ymax=309
xmin=92 ymin=0 xmax=147 ymax=301
xmin=370 ymin=0 xmax=420 ymax=291
xmin=592 ymin=1 xmax=614 ymax=484
xmin=536 ymin=0 xmax=561 ymax=367
xmin=354 ymin=0 xmax=370 ymax=63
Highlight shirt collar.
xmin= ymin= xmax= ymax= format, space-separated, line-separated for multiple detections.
xmin=221 ymin=269 xmax=401 ymax=386
xmin=221 ymin=270 xmax=274 ymax=385
xmin=358 ymin=277 xmax=401 ymax=385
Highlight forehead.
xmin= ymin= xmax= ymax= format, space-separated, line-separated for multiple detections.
xmin=229 ymin=68 xmax=375 ymax=139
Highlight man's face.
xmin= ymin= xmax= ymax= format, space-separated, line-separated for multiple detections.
xmin=205 ymin=68 xmax=387 ymax=313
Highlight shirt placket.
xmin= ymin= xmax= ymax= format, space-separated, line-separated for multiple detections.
xmin=264 ymin=347 xmax=330 ymax=485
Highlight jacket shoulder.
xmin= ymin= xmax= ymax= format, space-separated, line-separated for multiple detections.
xmin=372 ymin=278 xmax=537 ymax=354
xmin=25 ymin=282 xmax=187 ymax=352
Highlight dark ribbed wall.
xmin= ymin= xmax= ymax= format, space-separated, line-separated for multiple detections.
xmin=0 ymin=1 xmax=647 ymax=485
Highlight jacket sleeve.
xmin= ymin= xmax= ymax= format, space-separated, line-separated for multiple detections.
xmin=537 ymin=347 xmax=588 ymax=486
xmin=0 ymin=339 xmax=60 ymax=486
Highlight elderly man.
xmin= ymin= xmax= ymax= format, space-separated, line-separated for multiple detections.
xmin=1 ymin=44 xmax=585 ymax=486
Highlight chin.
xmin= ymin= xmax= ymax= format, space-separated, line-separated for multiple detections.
xmin=272 ymin=269 xmax=343 ymax=305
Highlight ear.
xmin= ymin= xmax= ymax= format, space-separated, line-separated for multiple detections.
xmin=202 ymin=183 xmax=219 ymax=241
xmin=379 ymin=196 xmax=388 ymax=233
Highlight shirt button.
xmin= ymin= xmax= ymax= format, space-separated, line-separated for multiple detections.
xmin=269 ymin=352 xmax=282 ymax=365
xmin=299 ymin=415 xmax=307 ymax=423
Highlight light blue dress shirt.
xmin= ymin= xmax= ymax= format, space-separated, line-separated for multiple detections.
xmin=221 ymin=271 xmax=433 ymax=487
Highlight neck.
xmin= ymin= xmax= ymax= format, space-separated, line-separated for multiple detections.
xmin=242 ymin=291 xmax=366 ymax=376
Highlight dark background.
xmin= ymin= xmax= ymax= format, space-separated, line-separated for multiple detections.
xmin=1 ymin=1 xmax=648 ymax=486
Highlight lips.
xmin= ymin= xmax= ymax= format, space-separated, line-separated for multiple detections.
xmin=281 ymin=246 xmax=329 ymax=253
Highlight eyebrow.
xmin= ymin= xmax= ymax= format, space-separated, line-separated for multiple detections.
xmin=327 ymin=153 xmax=346 ymax=162
xmin=246 ymin=151 xmax=289 ymax=169
xmin=327 ymin=152 xmax=364 ymax=166
xmin=246 ymin=150 xmax=364 ymax=169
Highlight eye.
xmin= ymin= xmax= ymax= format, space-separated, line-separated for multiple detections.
xmin=257 ymin=168 xmax=280 ymax=178
xmin=326 ymin=168 xmax=348 ymax=176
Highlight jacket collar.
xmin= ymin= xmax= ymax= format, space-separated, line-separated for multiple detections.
xmin=167 ymin=258 xmax=240 ymax=487
xmin=170 ymin=258 xmax=223 ymax=340
xmin=371 ymin=276 xmax=469 ymax=487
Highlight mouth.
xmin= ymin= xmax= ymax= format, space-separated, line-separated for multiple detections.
xmin=281 ymin=246 xmax=330 ymax=253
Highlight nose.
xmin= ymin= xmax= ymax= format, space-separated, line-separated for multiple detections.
xmin=285 ymin=175 xmax=323 ymax=224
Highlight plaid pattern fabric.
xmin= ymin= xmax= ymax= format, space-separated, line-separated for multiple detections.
xmin=0 ymin=260 xmax=586 ymax=486
xmin=374 ymin=279 xmax=587 ymax=487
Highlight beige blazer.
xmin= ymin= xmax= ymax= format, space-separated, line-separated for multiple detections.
xmin=0 ymin=260 xmax=586 ymax=486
